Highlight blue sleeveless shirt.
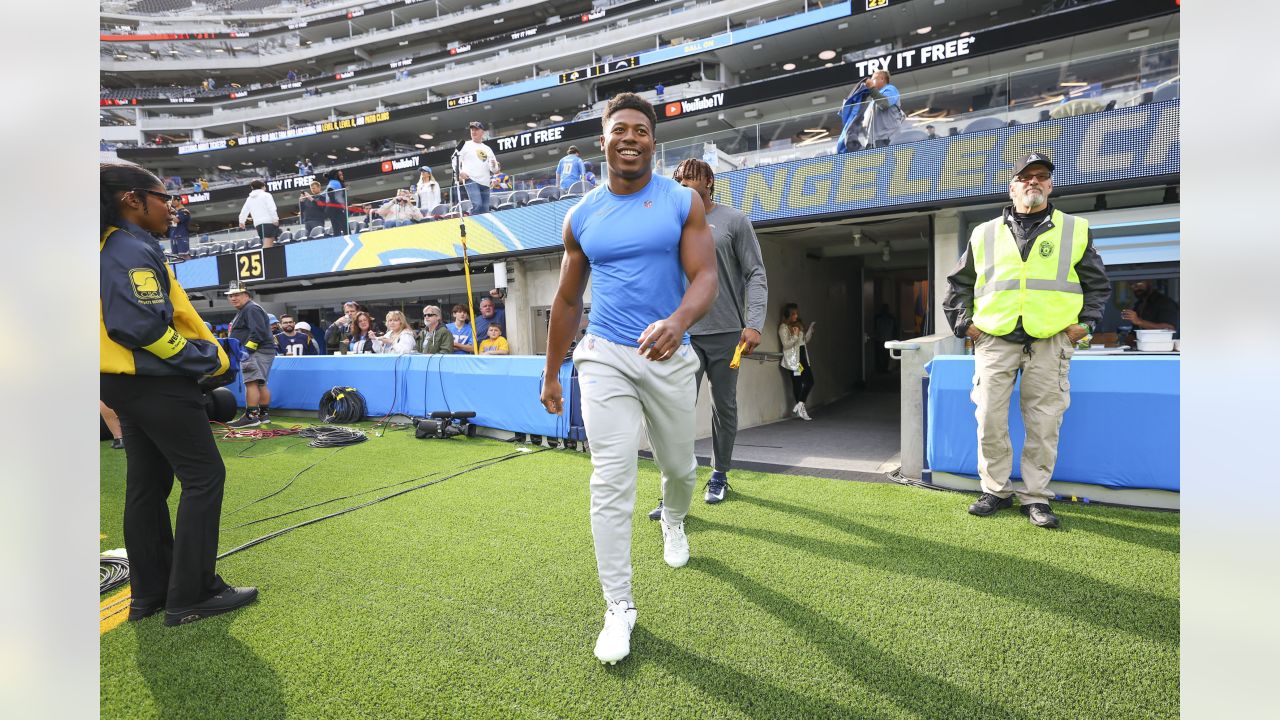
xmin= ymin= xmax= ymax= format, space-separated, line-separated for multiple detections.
xmin=569 ymin=174 xmax=694 ymax=348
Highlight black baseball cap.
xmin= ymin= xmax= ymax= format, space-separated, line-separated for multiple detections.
xmin=1012 ymin=152 xmax=1054 ymax=177
xmin=468 ymin=121 xmax=485 ymax=130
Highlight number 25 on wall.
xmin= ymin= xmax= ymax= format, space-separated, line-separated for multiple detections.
xmin=237 ymin=250 xmax=264 ymax=281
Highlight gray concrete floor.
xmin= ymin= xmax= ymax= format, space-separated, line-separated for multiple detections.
xmin=693 ymin=386 xmax=902 ymax=483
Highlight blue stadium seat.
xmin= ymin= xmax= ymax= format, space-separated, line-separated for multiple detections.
xmin=963 ymin=117 xmax=1005 ymax=133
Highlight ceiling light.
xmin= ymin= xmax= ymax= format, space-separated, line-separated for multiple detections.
xmin=326 ymin=154 xmax=337 ymax=159
xmin=214 ymin=48 xmax=225 ymax=52
xmin=523 ymin=153 xmax=534 ymax=160
xmin=960 ymin=31 xmax=970 ymax=37
xmin=216 ymin=164 xmax=232 ymax=170
xmin=752 ymin=43 xmax=763 ymax=50
xmin=549 ymin=114 xmax=563 ymax=122
xmin=419 ymin=133 xmax=433 ymax=140
xmin=852 ymin=231 xmax=861 ymax=247
xmin=818 ymin=50 xmax=836 ymax=60
xmin=916 ymin=26 xmax=932 ymax=34
xmin=825 ymin=63 xmax=834 ymax=68
xmin=782 ymin=63 xmax=796 ymax=71
xmin=414 ymin=143 xmax=425 ymax=149
xmin=1060 ymin=81 xmax=1089 ymax=87
xmin=398 ymin=40 xmax=409 ymax=46
xmin=346 ymin=146 xmax=360 ymax=151
xmin=526 ymin=121 xmax=537 ymax=128
xmin=882 ymin=246 xmax=891 ymax=262
xmin=743 ymin=109 xmax=759 ymax=118
xmin=240 ymin=161 xmax=253 ymax=166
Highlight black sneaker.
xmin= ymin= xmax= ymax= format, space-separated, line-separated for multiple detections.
xmin=1020 ymin=503 xmax=1060 ymax=528
xmin=648 ymin=499 xmax=664 ymax=521
xmin=704 ymin=472 xmax=730 ymax=504
xmin=258 ymin=413 xmax=271 ymax=425
xmin=226 ymin=414 xmax=260 ymax=429
xmin=967 ymin=493 xmax=1014 ymax=516
xmin=110 ymin=438 xmax=125 ymax=450
xmin=128 ymin=598 xmax=164 ymax=622
xmin=164 ymin=586 xmax=259 ymax=627
xmin=546 ymin=439 xmax=560 ymax=449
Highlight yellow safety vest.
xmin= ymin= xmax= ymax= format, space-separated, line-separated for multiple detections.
xmin=969 ymin=210 xmax=1088 ymax=338
xmin=100 ymin=226 xmax=230 ymax=376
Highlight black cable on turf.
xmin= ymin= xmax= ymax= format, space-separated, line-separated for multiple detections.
xmin=298 ymin=425 xmax=367 ymax=447
xmin=235 ymin=438 xmax=311 ymax=458
xmin=225 ymin=448 xmax=527 ymax=530
xmin=223 ymin=445 xmax=349 ymax=516
xmin=218 ymin=448 xmax=548 ymax=559
xmin=372 ymin=354 xmax=407 ymax=437
xmin=100 ymin=556 xmax=130 ymax=594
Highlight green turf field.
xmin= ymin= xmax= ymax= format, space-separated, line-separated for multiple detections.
xmin=99 ymin=420 xmax=1179 ymax=720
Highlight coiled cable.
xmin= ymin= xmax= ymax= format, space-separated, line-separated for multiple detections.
xmin=318 ymin=386 xmax=366 ymax=423
xmin=100 ymin=556 xmax=130 ymax=595
xmin=298 ymin=425 xmax=367 ymax=447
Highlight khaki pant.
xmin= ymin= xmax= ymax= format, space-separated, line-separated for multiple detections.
xmin=971 ymin=331 xmax=1073 ymax=505
xmin=573 ymin=333 xmax=700 ymax=604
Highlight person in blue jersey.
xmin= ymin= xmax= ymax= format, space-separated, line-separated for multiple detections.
xmin=323 ymin=169 xmax=347 ymax=236
xmin=540 ymin=93 xmax=718 ymax=665
xmin=556 ymin=145 xmax=585 ymax=191
xmin=274 ymin=314 xmax=315 ymax=356
xmin=448 ymin=304 xmax=475 ymax=354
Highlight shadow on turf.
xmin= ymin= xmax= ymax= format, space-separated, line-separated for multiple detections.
xmin=131 ymin=620 xmax=285 ymax=718
xmin=714 ymin=493 xmax=1177 ymax=647
xmin=688 ymin=557 xmax=1034 ymax=720
xmin=1061 ymin=512 xmax=1179 ymax=555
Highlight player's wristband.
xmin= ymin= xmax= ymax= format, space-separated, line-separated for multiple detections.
xmin=245 ymin=340 xmax=259 ymax=353
xmin=141 ymin=326 xmax=187 ymax=360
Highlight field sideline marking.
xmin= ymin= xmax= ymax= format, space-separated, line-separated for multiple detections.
xmin=100 ymin=587 xmax=131 ymax=635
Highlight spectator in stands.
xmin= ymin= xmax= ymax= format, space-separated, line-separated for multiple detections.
xmin=454 ymin=121 xmax=500 ymax=214
xmin=168 ymin=198 xmax=191 ymax=258
xmin=491 ymin=171 xmax=514 ymax=191
xmin=473 ymin=297 xmax=506 ymax=339
xmin=479 ymin=323 xmax=510 ymax=355
xmin=926 ymin=125 xmax=938 ymax=140
xmin=324 ymin=169 xmax=348 ymax=236
xmin=414 ymin=167 xmax=442 ymax=215
xmin=583 ymin=161 xmax=598 ymax=188
xmin=377 ymin=189 xmax=423 ymax=228
xmin=295 ymin=158 xmax=312 ymax=175
xmin=268 ymin=314 xmax=280 ymax=334
xmin=557 ymin=146 xmax=586 ymax=191
xmin=655 ymin=82 xmax=665 ymax=99
xmin=299 ymin=182 xmax=327 ymax=236
xmin=778 ymin=302 xmax=816 ymax=420
xmin=200 ymin=178 xmax=209 ymax=191
xmin=294 ymin=321 xmax=323 ymax=355
xmin=373 ymin=310 xmax=418 ymax=354
xmin=286 ymin=69 xmax=298 ymax=82
xmin=238 ymin=180 xmax=280 ymax=248
xmin=419 ymin=306 xmax=452 ymax=354
xmin=348 ymin=312 xmax=378 ymax=354
xmin=1121 ymin=280 xmax=1179 ymax=332
xmin=192 ymin=178 xmax=203 ymax=193
xmin=325 ymin=301 xmax=360 ymax=354
xmin=488 ymin=287 xmax=506 ymax=306
xmin=275 ymin=314 xmax=313 ymax=356
xmin=448 ymin=304 xmax=475 ymax=354
xmin=835 ymin=69 xmax=904 ymax=153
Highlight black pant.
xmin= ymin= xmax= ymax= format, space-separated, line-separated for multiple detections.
xmin=790 ymin=347 xmax=815 ymax=403
xmin=100 ymin=374 xmax=228 ymax=609
xmin=326 ymin=206 xmax=347 ymax=236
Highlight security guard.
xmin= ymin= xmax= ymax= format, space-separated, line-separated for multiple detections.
xmin=100 ymin=162 xmax=258 ymax=625
xmin=943 ymin=153 xmax=1111 ymax=528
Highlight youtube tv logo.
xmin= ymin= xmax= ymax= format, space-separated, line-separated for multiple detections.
xmin=664 ymin=102 xmax=683 ymax=118
xmin=381 ymin=161 xmax=394 ymax=173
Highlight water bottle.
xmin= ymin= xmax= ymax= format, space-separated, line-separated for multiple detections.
xmin=1118 ymin=321 xmax=1134 ymax=348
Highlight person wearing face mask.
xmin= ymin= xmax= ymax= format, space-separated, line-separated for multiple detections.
xmin=943 ymin=152 xmax=1112 ymax=530
xmin=1120 ymin=280 xmax=1179 ymax=333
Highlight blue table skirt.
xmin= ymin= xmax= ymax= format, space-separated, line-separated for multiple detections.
xmin=925 ymin=355 xmax=1179 ymax=492
xmin=225 ymin=355 xmax=580 ymax=438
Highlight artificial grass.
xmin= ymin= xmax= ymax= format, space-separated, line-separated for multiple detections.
xmin=100 ymin=420 xmax=1179 ymax=719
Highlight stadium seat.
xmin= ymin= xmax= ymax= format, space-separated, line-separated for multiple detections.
xmin=219 ymin=242 xmax=236 ymax=254
xmin=963 ymin=116 xmax=1005 ymax=133
xmin=495 ymin=202 xmax=515 ymax=211
xmin=1152 ymin=82 xmax=1179 ymax=103
xmin=458 ymin=199 xmax=473 ymax=215
xmin=248 ymin=238 xmax=263 ymax=249
xmin=427 ymin=203 xmax=449 ymax=217
xmin=309 ymin=226 xmax=327 ymax=239
xmin=277 ymin=230 xmax=292 ymax=243
xmin=510 ymin=191 xmax=531 ymax=207
xmin=234 ymin=239 xmax=249 ymax=251
xmin=562 ymin=180 xmax=590 ymax=198
xmin=537 ymin=186 xmax=562 ymax=202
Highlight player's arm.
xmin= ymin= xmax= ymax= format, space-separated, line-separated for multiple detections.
xmin=541 ymin=212 xmax=591 ymax=414
xmin=637 ymin=191 xmax=717 ymax=361
xmin=245 ymin=306 xmax=272 ymax=353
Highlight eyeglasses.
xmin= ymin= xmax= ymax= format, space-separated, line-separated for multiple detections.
xmin=134 ymin=188 xmax=174 ymax=203
xmin=424 ymin=313 xmax=438 ymax=317
xmin=1015 ymin=172 xmax=1052 ymax=183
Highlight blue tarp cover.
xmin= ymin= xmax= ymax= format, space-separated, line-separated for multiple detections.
xmin=225 ymin=355 xmax=579 ymax=438
xmin=925 ymin=355 xmax=1179 ymax=492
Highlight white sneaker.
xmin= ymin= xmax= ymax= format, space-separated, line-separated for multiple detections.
xmin=662 ymin=520 xmax=690 ymax=568
xmin=593 ymin=599 xmax=637 ymax=664
xmin=797 ymin=402 xmax=812 ymax=421
xmin=792 ymin=402 xmax=802 ymax=416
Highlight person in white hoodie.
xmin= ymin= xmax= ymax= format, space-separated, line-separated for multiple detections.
xmin=372 ymin=310 xmax=418 ymax=355
xmin=238 ymin=180 xmax=281 ymax=247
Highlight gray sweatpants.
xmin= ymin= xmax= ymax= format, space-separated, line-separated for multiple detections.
xmin=971 ymin=331 xmax=1074 ymax=506
xmin=691 ymin=331 xmax=742 ymax=473
xmin=573 ymin=333 xmax=699 ymax=604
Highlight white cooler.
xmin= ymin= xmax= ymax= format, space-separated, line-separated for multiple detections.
xmin=1135 ymin=329 xmax=1175 ymax=352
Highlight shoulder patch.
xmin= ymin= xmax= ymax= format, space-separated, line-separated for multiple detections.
xmin=129 ymin=268 xmax=164 ymax=304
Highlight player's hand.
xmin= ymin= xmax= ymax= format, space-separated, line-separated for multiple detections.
xmin=541 ymin=377 xmax=564 ymax=415
xmin=1066 ymin=324 xmax=1089 ymax=343
xmin=637 ymin=319 xmax=685 ymax=361
xmin=740 ymin=327 xmax=762 ymax=355
xmin=966 ymin=324 xmax=981 ymax=340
